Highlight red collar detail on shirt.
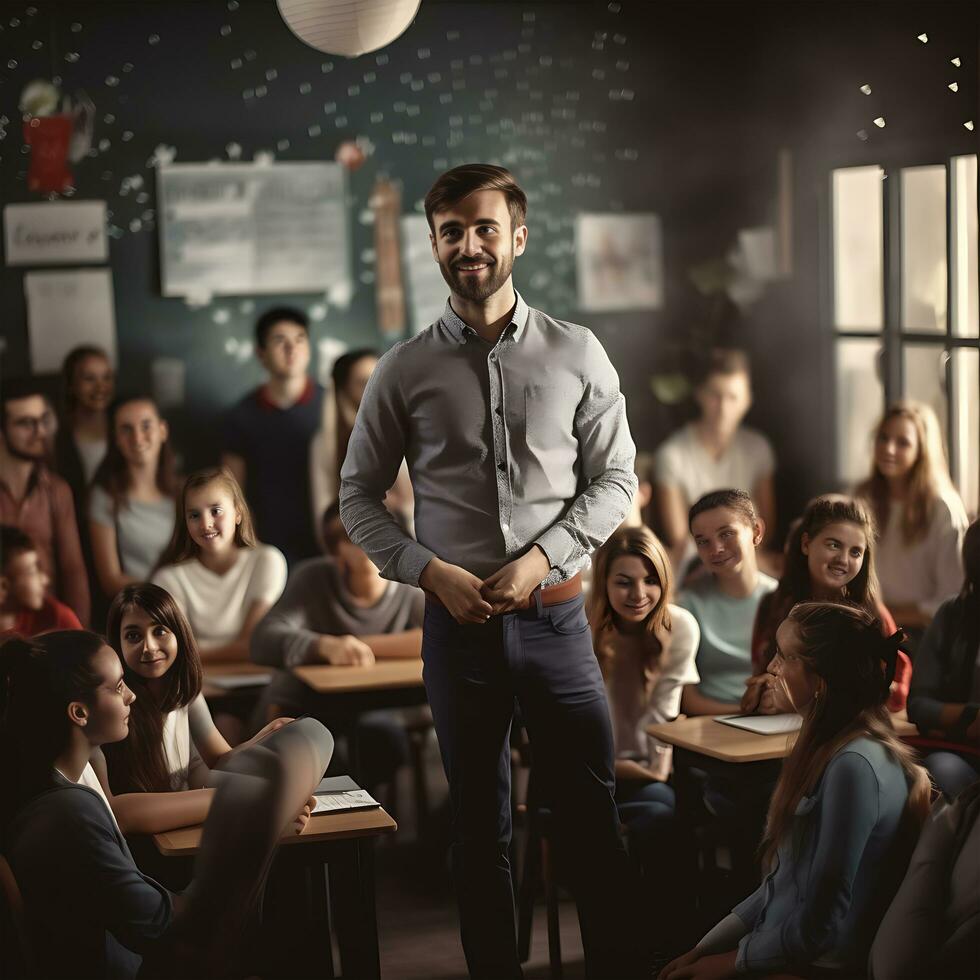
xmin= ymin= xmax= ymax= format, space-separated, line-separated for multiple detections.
xmin=256 ymin=377 xmax=315 ymax=411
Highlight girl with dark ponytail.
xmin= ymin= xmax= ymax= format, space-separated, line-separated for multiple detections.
xmin=661 ymin=602 xmax=931 ymax=980
xmin=0 ymin=630 xmax=332 ymax=979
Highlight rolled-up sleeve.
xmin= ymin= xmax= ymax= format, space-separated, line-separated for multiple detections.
xmin=736 ymin=752 xmax=881 ymax=973
xmin=340 ymin=350 xmax=435 ymax=586
xmin=534 ymin=333 xmax=637 ymax=572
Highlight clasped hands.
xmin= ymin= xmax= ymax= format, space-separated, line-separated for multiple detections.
xmin=740 ymin=673 xmax=791 ymax=715
xmin=420 ymin=547 xmax=552 ymax=624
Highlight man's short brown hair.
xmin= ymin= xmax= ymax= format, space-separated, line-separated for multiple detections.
xmin=424 ymin=164 xmax=528 ymax=233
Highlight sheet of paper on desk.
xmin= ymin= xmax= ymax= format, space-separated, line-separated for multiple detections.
xmin=715 ymin=714 xmax=802 ymax=735
xmin=313 ymin=789 xmax=381 ymax=814
xmin=206 ymin=672 xmax=272 ymax=689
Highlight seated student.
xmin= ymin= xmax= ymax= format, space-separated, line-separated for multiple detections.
xmin=153 ymin=467 xmax=287 ymax=744
xmin=652 ymin=349 xmax=776 ymax=575
xmin=856 ymin=401 xmax=968 ymax=630
xmin=153 ymin=466 xmax=287 ymax=663
xmin=869 ymin=781 xmax=980 ymax=980
xmin=746 ymin=494 xmax=912 ymax=714
xmin=589 ymin=526 xmax=699 ymax=877
xmin=660 ymin=603 xmax=931 ymax=980
xmin=678 ymin=489 xmax=777 ymax=716
xmin=250 ymin=501 xmax=423 ymax=789
xmin=0 ymin=525 xmax=81 ymax=635
xmin=0 ymin=378 xmax=90 ymax=625
xmin=54 ymin=346 xmax=114 ymax=619
xmin=0 ymin=630 xmax=330 ymax=980
xmin=54 ymin=345 xmax=114 ymax=496
xmin=222 ymin=306 xmax=325 ymax=567
xmin=94 ymin=583 xmax=294 ymax=835
xmin=907 ymin=520 xmax=980 ymax=800
xmin=310 ymin=347 xmax=413 ymax=546
xmin=89 ymin=395 xmax=176 ymax=600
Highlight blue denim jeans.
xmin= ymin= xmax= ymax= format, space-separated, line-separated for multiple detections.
xmin=422 ymin=594 xmax=646 ymax=979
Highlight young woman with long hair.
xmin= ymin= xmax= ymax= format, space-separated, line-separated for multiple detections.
xmin=310 ymin=347 xmax=413 ymax=542
xmin=746 ymin=494 xmax=912 ymax=714
xmin=856 ymin=401 xmax=968 ymax=629
xmin=89 ymin=395 xmax=177 ymax=599
xmin=678 ymin=489 xmax=777 ymax=716
xmin=907 ymin=519 xmax=980 ymax=799
xmin=94 ymin=583 xmax=294 ymax=835
xmin=0 ymin=629 xmax=330 ymax=979
xmin=152 ymin=466 xmax=287 ymax=664
xmin=661 ymin=603 xmax=931 ymax=980
xmin=589 ymin=526 xmax=699 ymax=881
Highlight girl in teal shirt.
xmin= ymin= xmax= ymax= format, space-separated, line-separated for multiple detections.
xmin=661 ymin=602 xmax=931 ymax=979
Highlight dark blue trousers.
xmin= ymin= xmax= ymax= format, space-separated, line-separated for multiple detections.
xmin=422 ymin=594 xmax=646 ymax=979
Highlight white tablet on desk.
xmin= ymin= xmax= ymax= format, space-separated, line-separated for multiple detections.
xmin=714 ymin=713 xmax=802 ymax=735
xmin=206 ymin=672 xmax=272 ymax=690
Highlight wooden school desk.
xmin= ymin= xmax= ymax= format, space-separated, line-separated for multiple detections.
xmin=154 ymin=807 xmax=397 ymax=979
xmin=292 ymin=659 xmax=426 ymax=713
xmin=201 ymin=661 xmax=272 ymax=699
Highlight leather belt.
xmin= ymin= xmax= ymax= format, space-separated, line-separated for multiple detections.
xmin=425 ymin=572 xmax=582 ymax=612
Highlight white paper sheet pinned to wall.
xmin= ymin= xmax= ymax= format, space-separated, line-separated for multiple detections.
xmin=401 ymin=214 xmax=447 ymax=334
xmin=157 ymin=162 xmax=350 ymax=298
xmin=24 ymin=268 xmax=117 ymax=373
xmin=576 ymin=213 xmax=664 ymax=312
xmin=4 ymin=200 xmax=108 ymax=265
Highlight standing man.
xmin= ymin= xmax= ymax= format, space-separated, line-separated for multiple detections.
xmin=341 ymin=165 xmax=646 ymax=978
xmin=0 ymin=379 xmax=90 ymax=625
xmin=222 ymin=306 xmax=324 ymax=567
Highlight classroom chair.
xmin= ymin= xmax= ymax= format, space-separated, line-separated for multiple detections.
xmin=0 ymin=854 xmax=38 ymax=979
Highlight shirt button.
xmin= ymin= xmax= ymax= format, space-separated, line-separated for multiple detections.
xmin=498 ymin=462 xmax=506 ymax=472
xmin=502 ymin=523 xmax=510 ymax=532
xmin=489 ymin=353 xmax=497 ymax=362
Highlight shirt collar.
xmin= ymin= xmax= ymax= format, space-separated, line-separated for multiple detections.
xmin=440 ymin=291 xmax=530 ymax=345
xmin=256 ymin=377 xmax=315 ymax=411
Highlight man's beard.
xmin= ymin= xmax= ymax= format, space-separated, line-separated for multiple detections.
xmin=1 ymin=433 xmax=47 ymax=464
xmin=438 ymin=249 xmax=514 ymax=303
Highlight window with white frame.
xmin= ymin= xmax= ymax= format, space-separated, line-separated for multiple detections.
xmin=831 ymin=155 xmax=979 ymax=517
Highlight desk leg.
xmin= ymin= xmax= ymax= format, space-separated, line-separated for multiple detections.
xmin=671 ymin=748 xmax=705 ymax=943
xmin=329 ymin=839 xmax=381 ymax=979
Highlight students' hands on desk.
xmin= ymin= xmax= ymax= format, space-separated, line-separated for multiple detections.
xmin=420 ymin=557 xmax=494 ymax=624
xmin=317 ymin=633 xmax=376 ymax=666
xmin=659 ymin=948 xmax=738 ymax=980
xmin=480 ymin=546 xmax=551 ymax=615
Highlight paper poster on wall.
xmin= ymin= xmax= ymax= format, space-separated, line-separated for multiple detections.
xmin=4 ymin=201 xmax=108 ymax=265
xmin=157 ymin=162 xmax=350 ymax=298
xmin=401 ymin=214 xmax=447 ymax=334
xmin=24 ymin=268 xmax=117 ymax=373
xmin=575 ymin=213 xmax=664 ymax=312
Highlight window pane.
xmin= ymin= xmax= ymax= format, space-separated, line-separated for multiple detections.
xmin=903 ymin=344 xmax=949 ymax=449
xmin=901 ymin=165 xmax=947 ymax=333
xmin=836 ymin=339 xmax=884 ymax=485
xmin=953 ymin=348 xmax=979 ymax=516
xmin=952 ymin=155 xmax=979 ymax=338
xmin=832 ymin=166 xmax=883 ymax=332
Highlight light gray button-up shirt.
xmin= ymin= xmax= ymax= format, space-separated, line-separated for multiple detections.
xmin=339 ymin=293 xmax=637 ymax=586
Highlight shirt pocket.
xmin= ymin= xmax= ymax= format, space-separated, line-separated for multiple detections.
xmin=523 ymin=384 xmax=572 ymax=453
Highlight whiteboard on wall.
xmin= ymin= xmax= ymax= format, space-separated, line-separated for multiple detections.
xmin=157 ymin=162 xmax=349 ymax=297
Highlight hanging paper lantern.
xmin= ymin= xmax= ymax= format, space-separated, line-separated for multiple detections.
xmin=276 ymin=0 xmax=422 ymax=58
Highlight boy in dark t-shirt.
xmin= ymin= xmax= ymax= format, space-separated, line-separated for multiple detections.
xmin=250 ymin=503 xmax=424 ymax=790
xmin=221 ymin=307 xmax=324 ymax=566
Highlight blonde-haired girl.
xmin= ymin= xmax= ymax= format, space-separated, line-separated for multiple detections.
xmin=857 ymin=401 xmax=968 ymax=628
